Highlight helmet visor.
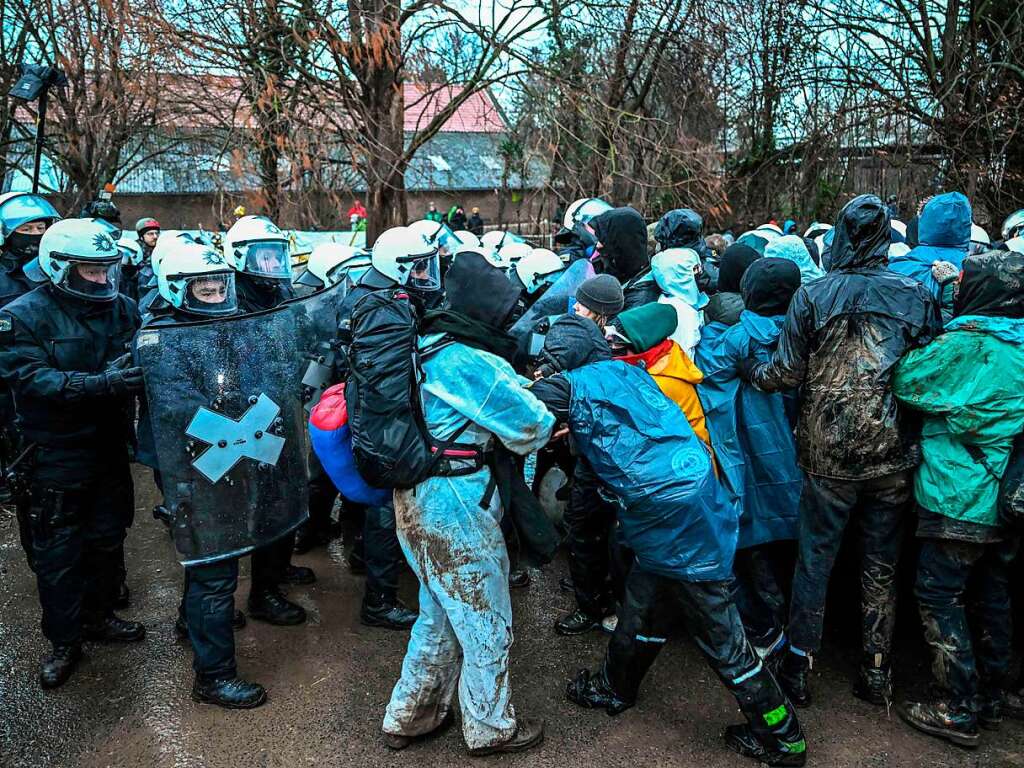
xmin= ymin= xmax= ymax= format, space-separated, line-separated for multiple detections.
xmin=182 ymin=272 xmax=237 ymax=316
xmin=326 ymin=258 xmax=371 ymax=287
xmin=400 ymin=251 xmax=441 ymax=292
xmin=239 ymin=240 xmax=292 ymax=279
xmin=59 ymin=257 xmax=121 ymax=301
xmin=0 ymin=195 xmax=60 ymax=236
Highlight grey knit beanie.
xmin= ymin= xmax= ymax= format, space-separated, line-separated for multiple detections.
xmin=576 ymin=274 xmax=624 ymax=315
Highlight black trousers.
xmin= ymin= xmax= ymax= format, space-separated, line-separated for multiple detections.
xmin=184 ymin=558 xmax=240 ymax=680
xmin=564 ymin=458 xmax=617 ymax=618
xmin=788 ymin=471 xmax=911 ymax=656
xmin=733 ymin=545 xmax=788 ymax=645
xmin=916 ymin=536 xmax=1019 ymax=713
xmin=605 ymin=566 xmax=803 ymax=752
xmin=28 ymin=466 xmax=134 ymax=646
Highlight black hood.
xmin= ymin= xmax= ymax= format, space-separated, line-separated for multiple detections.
xmin=554 ymin=221 xmax=598 ymax=249
xmin=445 ymin=250 xmax=521 ymax=327
xmin=954 ymin=250 xmax=1024 ymax=319
xmin=829 ymin=194 xmax=891 ymax=270
xmin=590 ymin=207 xmax=649 ymax=281
xmin=740 ymin=257 xmax=801 ymax=316
xmin=717 ymin=243 xmax=760 ymax=293
xmin=653 ymin=208 xmax=705 ymax=251
xmin=538 ymin=314 xmax=612 ymax=374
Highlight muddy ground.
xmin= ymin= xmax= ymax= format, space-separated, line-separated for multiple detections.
xmin=1 ymin=467 xmax=1022 ymax=768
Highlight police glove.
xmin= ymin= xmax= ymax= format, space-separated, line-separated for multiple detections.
xmin=70 ymin=367 xmax=146 ymax=397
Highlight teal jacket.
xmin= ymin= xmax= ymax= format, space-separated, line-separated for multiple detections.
xmin=893 ymin=316 xmax=1024 ymax=528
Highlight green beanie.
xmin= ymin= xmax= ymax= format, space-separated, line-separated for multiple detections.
xmin=616 ymin=302 xmax=677 ymax=351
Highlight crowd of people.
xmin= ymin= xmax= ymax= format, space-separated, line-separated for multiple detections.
xmin=0 ymin=188 xmax=1023 ymax=765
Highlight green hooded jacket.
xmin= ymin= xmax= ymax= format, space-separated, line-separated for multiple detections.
xmin=893 ymin=315 xmax=1024 ymax=528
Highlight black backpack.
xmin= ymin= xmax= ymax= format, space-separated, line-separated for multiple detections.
xmin=965 ymin=435 xmax=1024 ymax=533
xmin=343 ymin=289 xmax=479 ymax=490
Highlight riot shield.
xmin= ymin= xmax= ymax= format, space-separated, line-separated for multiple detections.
xmin=509 ymin=258 xmax=595 ymax=338
xmin=136 ymin=292 xmax=337 ymax=566
xmin=283 ymin=280 xmax=347 ymax=414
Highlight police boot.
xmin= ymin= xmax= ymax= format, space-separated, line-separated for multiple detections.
xmin=565 ymin=668 xmax=634 ymax=715
xmin=192 ymin=675 xmax=267 ymax=709
xmin=899 ymin=700 xmax=979 ymax=748
xmin=247 ymin=589 xmax=306 ymax=626
xmin=554 ymin=608 xmax=604 ymax=636
xmin=282 ymin=564 xmax=317 ymax=585
xmin=39 ymin=644 xmax=83 ymax=689
xmin=83 ymin=614 xmax=146 ymax=643
xmin=776 ymin=650 xmax=811 ymax=708
xmin=724 ymin=723 xmax=807 ymax=767
xmin=853 ymin=652 xmax=892 ymax=706
xmin=361 ymin=593 xmax=417 ymax=630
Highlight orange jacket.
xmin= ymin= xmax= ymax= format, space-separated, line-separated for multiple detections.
xmin=616 ymin=339 xmax=711 ymax=447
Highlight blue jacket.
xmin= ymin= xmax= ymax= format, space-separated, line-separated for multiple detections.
xmin=564 ymin=360 xmax=737 ymax=581
xmin=695 ymin=311 xmax=802 ymax=549
xmin=889 ymin=191 xmax=971 ymax=297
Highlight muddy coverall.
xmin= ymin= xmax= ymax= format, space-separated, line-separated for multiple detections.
xmin=383 ymin=337 xmax=553 ymax=749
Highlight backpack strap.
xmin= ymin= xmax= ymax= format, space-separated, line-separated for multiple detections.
xmin=964 ymin=443 xmax=1001 ymax=481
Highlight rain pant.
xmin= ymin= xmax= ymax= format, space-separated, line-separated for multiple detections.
xmin=696 ymin=310 xmax=802 ymax=549
xmin=764 ymin=235 xmax=824 ymax=284
xmin=650 ymin=247 xmax=708 ymax=356
xmin=383 ymin=338 xmax=553 ymax=749
xmin=748 ymin=194 xmax=942 ymax=481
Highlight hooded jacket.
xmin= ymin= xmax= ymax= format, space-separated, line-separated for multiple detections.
xmin=696 ymin=262 xmax=803 ymax=549
xmin=536 ymin=314 xmax=612 ymax=378
xmin=591 ymin=207 xmax=650 ymax=283
xmin=747 ymin=195 xmax=942 ymax=480
xmin=650 ymin=247 xmax=708 ymax=356
xmin=893 ymin=250 xmax=1024 ymax=538
xmin=530 ymin=360 xmax=737 ymax=582
xmin=888 ymin=192 xmax=971 ymax=299
xmin=764 ymin=235 xmax=824 ymax=284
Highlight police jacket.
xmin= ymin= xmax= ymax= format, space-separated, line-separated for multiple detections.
xmin=748 ymin=196 xmax=941 ymax=481
xmin=236 ymin=274 xmax=295 ymax=313
xmin=0 ymin=285 xmax=139 ymax=483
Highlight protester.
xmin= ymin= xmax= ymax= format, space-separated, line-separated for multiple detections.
xmin=590 ymin=207 xmax=657 ymax=312
xmin=648 ymin=247 xmax=708 ymax=356
xmin=468 ymin=207 xmax=485 ymax=237
xmin=703 ymin=243 xmax=760 ymax=329
xmin=445 ymin=205 xmax=467 ymax=231
xmin=892 ymin=249 xmax=1024 ymax=748
xmin=347 ymin=199 xmax=368 ymax=228
xmin=763 ymin=235 xmax=824 ymax=284
xmin=425 ymin=202 xmax=443 ymax=223
xmin=743 ymin=194 xmax=942 ymax=708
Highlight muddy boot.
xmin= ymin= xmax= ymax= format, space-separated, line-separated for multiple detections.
xmin=39 ymin=644 xmax=82 ymax=689
xmin=83 ymin=614 xmax=146 ymax=643
xmin=192 ymin=676 xmax=267 ymax=709
xmin=361 ymin=595 xmax=417 ymax=630
xmin=247 ymin=589 xmax=306 ymax=626
xmin=724 ymin=724 xmax=807 ymax=767
xmin=383 ymin=710 xmax=456 ymax=751
xmin=776 ymin=650 xmax=811 ymax=708
xmin=467 ymin=718 xmax=544 ymax=756
xmin=554 ymin=608 xmax=603 ymax=636
xmin=853 ymin=653 xmax=892 ymax=705
xmin=566 ymin=668 xmax=634 ymax=715
xmin=899 ymin=700 xmax=979 ymax=748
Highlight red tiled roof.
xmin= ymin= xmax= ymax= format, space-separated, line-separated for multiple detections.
xmin=402 ymin=83 xmax=505 ymax=133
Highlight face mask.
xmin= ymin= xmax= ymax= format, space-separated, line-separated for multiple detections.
xmin=5 ymin=231 xmax=43 ymax=263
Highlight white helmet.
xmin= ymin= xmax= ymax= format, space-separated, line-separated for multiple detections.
xmin=500 ymin=241 xmax=532 ymax=264
xmin=970 ymin=223 xmax=991 ymax=255
xmin=158 ymin=239 xmax=237 ymax=316
xmin=888 ymin=242 xmax=911 ymax=260
xmin=371 ymin=226 xmax=440 ymax=291
xmin=453 ymin=230 xmax=481 ymax=248
xmin=803 ymin=222 xmax=831 ymax=239
xmin=223 ymin=215 xmax=291 ymax=280
xmin=296 ymin=242 xmax=371 ymax=289
xmin=117 ymin=237 xmax=144 ymax=267
xmin=408 ymin=219 xmax=463 ymax=256
xmin=481 ymin=230 xmax=527 ymax=251
xmin=514 ymin=248 xmax=564 ymax=294
xmin=753 ymin=223 xmax=783 ymax=240
xmin=1007 ymin=236 xmax=1024 ymax=254
xmin=1000 ymin=210 xmax=1024 ymax=241
xmin=890 ymin=219 xmax=907 ymax=239
xmin=38 ymin=218 xmax=122 ymax=302
xmin=563 ymin=197 xmax=613 ymax=229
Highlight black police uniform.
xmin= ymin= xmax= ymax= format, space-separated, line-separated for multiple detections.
xmin=0 ymin=283 xmax=143 ymax=665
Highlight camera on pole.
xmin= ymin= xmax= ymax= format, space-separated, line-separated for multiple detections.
xmin=8 ymin=64 xmax=67 ymax=194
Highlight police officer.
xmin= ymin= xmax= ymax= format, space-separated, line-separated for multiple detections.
xmin=0 ymin=193 xmax=61 ymax=549
xmin=142 ymin=238 xmax=266 ymax=708
xmin=222 ymin=215 xmax=312 ymax=625
xmin=331 ymin=226 xmax=446 ymax=630
xmin=0 ymin=218 xmax=145 ymax=689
